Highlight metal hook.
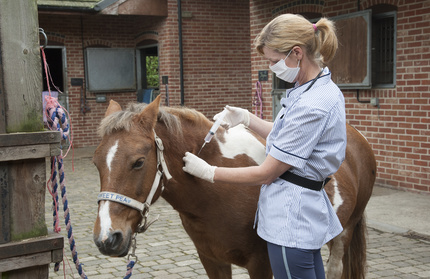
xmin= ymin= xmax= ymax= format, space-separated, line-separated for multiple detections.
xmin=127 ymin=234 xmax=139 ymax=263
xmin=39 ymin=28 xmax=48 ymax=49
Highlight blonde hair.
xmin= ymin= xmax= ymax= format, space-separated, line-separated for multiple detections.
xmin=254 ymin=14 xmax=338 ymax=65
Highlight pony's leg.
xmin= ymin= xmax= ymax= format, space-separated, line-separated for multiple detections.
xmin=246 ymin=254 xmax=273 ymax=279
xmin=198 ymin=252 xmax=232 ymax=279
xmin=247 ymin=264 xmax=273 ymax=279
xmin=326 ymin=229 xmax=348 ymax=279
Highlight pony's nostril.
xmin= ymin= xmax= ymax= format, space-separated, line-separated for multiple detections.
xmin=108 ymin=231 xmax=123 ymax=250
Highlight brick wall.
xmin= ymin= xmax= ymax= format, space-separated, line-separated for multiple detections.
xmin=250 ymin=0 xmax=430 ymax=193
xmin=38 ymin=0 xmax=252 ymax=148
xmin=161 ymin=0 xmax=252 ymax=116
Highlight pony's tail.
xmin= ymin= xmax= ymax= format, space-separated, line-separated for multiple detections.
xmin=342 ymin=215 xmax=368 ymax=279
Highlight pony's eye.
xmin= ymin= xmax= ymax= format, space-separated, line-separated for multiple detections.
xmin=132 ymin=159 xmax=144 ymax=169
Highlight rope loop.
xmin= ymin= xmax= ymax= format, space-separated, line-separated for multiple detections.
xmin=45 ymin=96 xmax=70 ymax=141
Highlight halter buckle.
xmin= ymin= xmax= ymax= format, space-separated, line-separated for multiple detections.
xmin=154 ymin=134 xmax=164 ymax=151
xmin=137 ymin=204 xmax=159 ymax=233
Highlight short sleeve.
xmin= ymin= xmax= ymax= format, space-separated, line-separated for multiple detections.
xmin=269 ymin=106 xmax=328 ymax=169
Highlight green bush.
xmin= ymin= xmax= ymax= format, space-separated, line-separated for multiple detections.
xmin=147 ymin=56 xmax=159 ymax=88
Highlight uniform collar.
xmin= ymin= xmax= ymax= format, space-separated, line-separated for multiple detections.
xmin=286 ymin=67 xmax=331 ymax=99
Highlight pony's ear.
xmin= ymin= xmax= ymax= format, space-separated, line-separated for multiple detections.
xmin=136 ymin=95 xmax=162 ymax=131
xmin=105 ymin=100 xmax=122 ymax=117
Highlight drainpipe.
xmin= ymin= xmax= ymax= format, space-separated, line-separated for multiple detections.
xmin=178 ymin=0 xmax=185 ymax=106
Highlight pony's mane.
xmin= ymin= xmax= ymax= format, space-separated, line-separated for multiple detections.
xmin=98 ymin=102 xmax=209 ymax=138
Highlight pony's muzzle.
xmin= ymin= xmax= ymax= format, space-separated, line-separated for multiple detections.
xmin=94 ymin=230 xmax=129 ymax=257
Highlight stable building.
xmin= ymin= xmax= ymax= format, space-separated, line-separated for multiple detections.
xmin=37 ymin=0 xmax=430 ymax=193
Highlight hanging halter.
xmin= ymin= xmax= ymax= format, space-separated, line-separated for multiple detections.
xmin=97 ymin=130 xmax=172 ymax=233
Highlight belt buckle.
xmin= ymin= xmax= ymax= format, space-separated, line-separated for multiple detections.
xmin=320 ymin=180 xmax=326 ymax=191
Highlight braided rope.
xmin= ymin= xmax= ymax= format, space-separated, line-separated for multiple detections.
xmin=46 ymin=100 xmax=87 ymax=278
xmin=123 ymin=261 xmax=136 ymax=279
xmin=50 ymin=157 xmax=61 ymax=234
xmin=59 ymin=154 xmax=87 ymax=278
xmin=45 ymin=97 xmax=70 ymax=141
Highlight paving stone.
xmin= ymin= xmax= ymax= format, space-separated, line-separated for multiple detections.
xmin=46 ymin=156 xmax=430 ymax=278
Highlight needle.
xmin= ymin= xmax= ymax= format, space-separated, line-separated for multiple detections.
xmin=197 ymin=142 xmax=206 ymax=156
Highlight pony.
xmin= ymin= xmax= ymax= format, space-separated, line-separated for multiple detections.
xmin=93 ymin=95 xmax=376 ymax=279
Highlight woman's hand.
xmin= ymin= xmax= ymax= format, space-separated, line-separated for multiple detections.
xmin=183 ymin=152 xmax=217 ymax=183
xmin=214 ymin=105 xmax=250 ymax=128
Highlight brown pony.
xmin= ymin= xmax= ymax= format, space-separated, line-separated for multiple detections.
xmin=93 ymin=96 xmax=376 ymax=279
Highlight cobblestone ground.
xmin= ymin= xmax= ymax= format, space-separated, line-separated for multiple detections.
xmin=46 ymin=157 xmax=430 ymax=279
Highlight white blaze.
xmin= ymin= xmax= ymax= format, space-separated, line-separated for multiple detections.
xmin=106 ymin=140 xmax=119 ymax=172
xmin=98 ymin=140 xmax=118 ymax=241
xmin=98 ymin=200 xmax=112 ymax=242
xmin=216 ymin=125 xmax=266 ymax=165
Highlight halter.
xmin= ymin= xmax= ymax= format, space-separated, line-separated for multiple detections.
xmin=97 ymin=131 xmax=172 ymax=234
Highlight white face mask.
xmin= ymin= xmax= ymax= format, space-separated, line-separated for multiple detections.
xmin=269 ymin=50 xmax=300 ymax=83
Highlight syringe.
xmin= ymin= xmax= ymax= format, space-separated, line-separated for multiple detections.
xmin=197 ymin=108 xmax=228 ymax=155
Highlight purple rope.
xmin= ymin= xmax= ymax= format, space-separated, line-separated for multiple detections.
xmin=58 ymin=154 xmax=87 ymax=279
xmin=49 ymin=154 xmax=87 ymax=278
xmin=46 ymin=100 xmax=86 ymax=278
xmin=50 ymin=157 xmax=61 ymax=272
xmin=123 ymin=261 xmax=136 ymax=279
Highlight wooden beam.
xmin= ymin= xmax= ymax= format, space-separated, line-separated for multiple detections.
xmin=0 ymin=131 xmax=62 ymax=161
xmin=0 ymin=252 xmax=51 ymax=273
xmin=0 ymin=131 xmax=61 ymax=147
xmin=0 ymin=233 xmax=63 ymax=261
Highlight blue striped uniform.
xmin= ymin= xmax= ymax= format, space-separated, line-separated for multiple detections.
xmin=255 ymin=67 xmax=346 ymax=250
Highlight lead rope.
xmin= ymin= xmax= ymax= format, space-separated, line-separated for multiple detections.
xmin=253 ymin=81 xmax=263 ymax=119
xmin=42 ymin=46 xmax=135 ymax=279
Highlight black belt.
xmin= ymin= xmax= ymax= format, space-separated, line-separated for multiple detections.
xmin=279 ymin=171 xmax=331 ymax=191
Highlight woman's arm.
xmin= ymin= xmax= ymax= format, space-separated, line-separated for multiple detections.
xmin=214 ymin=154 xmax=290 ymax=186
xmin=248 ymin=112 xmax=274 ymax=140
xmin=183 ymin=152 xmax=291 ymax=186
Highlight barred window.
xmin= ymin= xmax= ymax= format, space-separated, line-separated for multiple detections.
xmin=371 ymin=11 xmax=396 ymax=87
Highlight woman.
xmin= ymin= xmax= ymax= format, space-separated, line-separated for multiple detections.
xmin=183 ymin=14 xmax=346 ymax=279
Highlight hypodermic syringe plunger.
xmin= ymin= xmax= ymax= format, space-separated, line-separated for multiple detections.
xmin=197 ymin=108 xmax=228 ymax=155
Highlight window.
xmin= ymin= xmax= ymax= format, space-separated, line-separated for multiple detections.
xmin=85 ymin=48 xmax=136 ymax=92
xmin=371 ymin=11 xmax=396 ymax=87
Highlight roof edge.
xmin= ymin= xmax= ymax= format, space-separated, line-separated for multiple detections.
xmin=94 ymin=0 xmax=120 ymax=12
xmin=37 ymin=5 xmax=96 ymax=12
xmin=38 ymin=0 xmax=120 ymax=13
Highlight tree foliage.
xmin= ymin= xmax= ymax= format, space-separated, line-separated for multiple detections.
xmin=146 ymin=56 xmax=159 ymax=88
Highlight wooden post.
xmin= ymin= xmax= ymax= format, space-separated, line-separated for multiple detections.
xmin=0 ymin=0 xmax=64 ymax=278
xmin=0 ymin=0 xmax=44 ymax=133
